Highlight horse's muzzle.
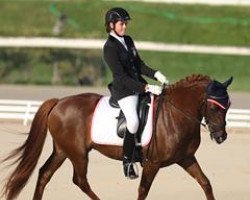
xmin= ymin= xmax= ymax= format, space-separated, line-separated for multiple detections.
xmin=210 ymin=131 xmax=227 ymax=144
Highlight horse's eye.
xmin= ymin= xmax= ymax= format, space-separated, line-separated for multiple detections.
xmin=210 ymin=105 xmax=219 ymax=112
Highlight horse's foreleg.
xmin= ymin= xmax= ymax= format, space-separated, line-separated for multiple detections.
xmin=137 ymin=162 xmax=160 ymax=200
xmin=71 ymin=153 xmax=100 ymax=200
xmin=33 ymin=146 xmax=66 ymax=200
xmin=178 ymin=156 xmax=215 ymax=200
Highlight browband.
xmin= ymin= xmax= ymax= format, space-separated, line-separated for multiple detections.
xmin=207 ymin=94 xmax=228 ymax=100
xmin=207 ymin=98 xmax=230 ymax=110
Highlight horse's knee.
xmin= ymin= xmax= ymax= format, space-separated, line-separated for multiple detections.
xmin=72 ymin=174 xmax=81 ymax=186
xmin=199 ymin=178 xmax=213 ymax=193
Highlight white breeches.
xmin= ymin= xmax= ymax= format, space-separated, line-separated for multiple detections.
xmin=118 ymin=94 xmax=139 ymax=134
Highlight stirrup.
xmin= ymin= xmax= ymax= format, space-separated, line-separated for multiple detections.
xmin=124 ymin=162 xmax=139 ymax=180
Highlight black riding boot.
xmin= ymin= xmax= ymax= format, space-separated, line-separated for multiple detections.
xmin=123 ymin=130 xmax=138 ymax=179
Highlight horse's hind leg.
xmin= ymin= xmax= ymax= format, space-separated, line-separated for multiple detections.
xmin=71 ymin=151 xmax=100 ymax=200
xmin=33 ymin=143 xmax=66 ymax=200
xmin=178 ymin=156 xmax=215 ymax=200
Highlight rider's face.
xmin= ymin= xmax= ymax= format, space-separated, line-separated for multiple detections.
xmin=113 ymin=20 xmax=128 ymax=36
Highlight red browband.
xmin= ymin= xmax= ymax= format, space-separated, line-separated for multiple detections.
xmin=207 ymin=98 xmax=230 ymax=110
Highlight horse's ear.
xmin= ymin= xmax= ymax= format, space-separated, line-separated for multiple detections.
xmin=222 ymin=76 xmax=233 ymax=88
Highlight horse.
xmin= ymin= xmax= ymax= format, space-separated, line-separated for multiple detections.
xmin=2 ymin=74 xmax=233 ymax=200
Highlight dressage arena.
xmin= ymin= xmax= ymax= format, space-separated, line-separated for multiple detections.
xmin=0 ymin=85 xmax=250 ymax=200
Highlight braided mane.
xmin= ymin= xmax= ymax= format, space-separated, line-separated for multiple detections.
xmin=167 ymin=74 xmax=211 ymax=93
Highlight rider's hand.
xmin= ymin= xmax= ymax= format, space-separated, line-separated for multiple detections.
xmin=154 ymin=71 xmax=169 ymax=85
xmin=145 ymin=84 xmax=162 ymax=95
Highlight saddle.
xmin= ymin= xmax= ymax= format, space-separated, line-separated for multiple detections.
xmin=109 ymin=93 xmax=151 ymax=144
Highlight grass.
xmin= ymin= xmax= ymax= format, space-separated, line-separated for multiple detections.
xmin=0 ymin=0 xmax=250 ymax=46
xmin=0 ymin=0 xmax=249 ymax=90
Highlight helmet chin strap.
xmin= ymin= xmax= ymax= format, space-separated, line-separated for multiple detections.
xmin=110 ymin=23 xmax=123 ymax=37
xmin=114 ymin=30 xmax=123 ymax=37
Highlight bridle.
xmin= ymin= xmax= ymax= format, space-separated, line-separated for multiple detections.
xmin=204 ymin=93 xmax=230 ymax=124
xmin=163 ymin=91 xmax=230 ymax=133
xmin=201 ymin=94 xmax=231 ymax=145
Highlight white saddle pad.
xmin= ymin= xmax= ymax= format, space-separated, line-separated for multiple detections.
xmin=91 ymin=95 xmax=154 ymax=146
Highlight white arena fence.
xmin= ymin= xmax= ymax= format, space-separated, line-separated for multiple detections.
xmin=0 ymin=99 xmax=42 ymax=126
xmin=1 ymin=37 xmax=250 ymax=56
xmin=0 ymin=99 xmax=250 ymax=128
xmin=226 ymin=109 xmax=250 ymax=128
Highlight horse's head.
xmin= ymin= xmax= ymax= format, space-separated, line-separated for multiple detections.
xmin=203 ymin=76 xmax=233 ymax=144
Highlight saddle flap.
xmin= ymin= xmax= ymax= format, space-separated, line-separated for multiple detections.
xmin=116 ymin=93 xmax=152 ymax=139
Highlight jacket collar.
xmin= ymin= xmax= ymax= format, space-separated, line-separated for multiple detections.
xmin=109 ymin=34 xmax=128 ymax=51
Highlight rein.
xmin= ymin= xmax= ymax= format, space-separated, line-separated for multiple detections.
xmin=145 ymin=84 xmax=166 ymax=161
xmin=154 ymin=84 xmax=167 ymax=132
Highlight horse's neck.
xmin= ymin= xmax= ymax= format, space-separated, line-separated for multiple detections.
xmin=167 ymin=85 xmax=205 ymax=120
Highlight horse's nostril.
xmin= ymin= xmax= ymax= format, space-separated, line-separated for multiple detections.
xmin=217 ymin=137 xmax=224 ymax=144
xmin=216 ymin=133 xmax=227 ymax=144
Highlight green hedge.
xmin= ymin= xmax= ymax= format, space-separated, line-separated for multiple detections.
xmin=1 ymin=48 xmax=249 ymax=91
xmin=0 ymin=48 xmax=106 ymax=86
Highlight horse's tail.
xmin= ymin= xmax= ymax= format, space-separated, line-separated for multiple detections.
xmin=2 ymin=98 xmax=59 ymax=200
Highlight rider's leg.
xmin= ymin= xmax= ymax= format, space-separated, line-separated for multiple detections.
xmin=123 ymin=130 xmax=138 ymax=179
xmin=118 ymin=95 xmax=139 ymax=179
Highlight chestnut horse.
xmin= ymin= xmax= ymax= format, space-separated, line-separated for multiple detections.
xmin=2 ymin=74 xmax=233 ymax=200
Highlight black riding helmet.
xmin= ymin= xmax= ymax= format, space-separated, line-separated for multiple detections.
xmin=105 ymin=7 xmax=131 ymax=26
xmin=105 ymin=7 xmax=131 ymax=25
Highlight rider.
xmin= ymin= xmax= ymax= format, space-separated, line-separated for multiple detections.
xmin=103 ymin=7 xmax=169 ymax=179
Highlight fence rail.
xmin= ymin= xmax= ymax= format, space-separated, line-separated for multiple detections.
xmin=226 ymin=109 xmax=250 ymax=128
xmin=0 ymin=99 xmax=250 ymax=128
xmin=1 ymin=37 xmax=250 ymax=56
xmin=0 ymin=99 xmax=42 ymax=125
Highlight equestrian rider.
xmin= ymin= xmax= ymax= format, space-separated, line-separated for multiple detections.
xmin=103 ymin=7 xmax=169 ymax=179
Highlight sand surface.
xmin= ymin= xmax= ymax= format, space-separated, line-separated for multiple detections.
xmin=0 ymin=123 xmax=249 ymax=200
